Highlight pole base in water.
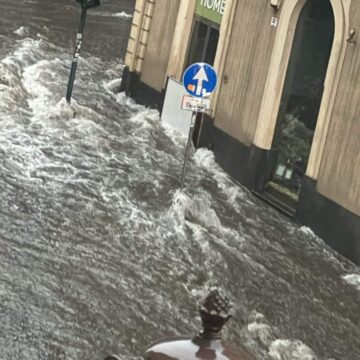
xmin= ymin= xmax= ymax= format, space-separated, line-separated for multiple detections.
xmin=180 ymin=111 xmax=197 ymax=189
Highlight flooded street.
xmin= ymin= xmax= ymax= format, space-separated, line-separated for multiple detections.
xmin=0 ymin=1 xmax=360 ymax=359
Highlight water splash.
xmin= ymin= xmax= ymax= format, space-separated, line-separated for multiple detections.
xmin=342 ymin=274 xmax=360 ymax=292
xmin=14 ymin=26 xmax=30 ymax=37
xmin=90 ymin=11 xmax=133 ymax=19
xmin=269 ymin=340 xmax=317 ymax=360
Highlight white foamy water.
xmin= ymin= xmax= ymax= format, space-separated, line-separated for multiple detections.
xmin=90 ymin=11 xmax=133 ymax=19
xmin=269 ymin=340 xmax=316 ymax=360
xmin=342 ymin=274 xmax=360 ymax=291
xmin=0 ymin=5 xmax=360 ymax=360
xmin=14 ymin=26 xmax=29 ymax=37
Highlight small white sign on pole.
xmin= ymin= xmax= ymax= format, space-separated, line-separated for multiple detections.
xmin=181 ymin=95 xmax=211 ymax=113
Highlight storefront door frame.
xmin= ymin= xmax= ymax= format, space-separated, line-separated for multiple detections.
xmin=253 ymin=0 xmax=350 ymax=180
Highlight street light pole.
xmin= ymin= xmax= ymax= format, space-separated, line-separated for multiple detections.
xmin=66 ymin=0 xmax=100 ymax=103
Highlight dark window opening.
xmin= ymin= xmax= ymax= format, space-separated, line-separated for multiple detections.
xmin=185 ymin=19 xmax=219 ymax=69
xmin=263 ymin=0 xmax=335 ymax=210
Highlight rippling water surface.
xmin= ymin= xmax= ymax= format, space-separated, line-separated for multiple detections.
xmin=1 ymin=1 xmax=360 ymax=359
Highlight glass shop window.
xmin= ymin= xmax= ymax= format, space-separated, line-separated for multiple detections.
xmin=185 ymin=19 xmax=220 ymax=69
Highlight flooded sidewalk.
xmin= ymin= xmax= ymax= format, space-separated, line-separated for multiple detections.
xmin=0 ymin=1 xmax=360 ymax=359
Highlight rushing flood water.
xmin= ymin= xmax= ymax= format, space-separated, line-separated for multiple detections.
xmin=1 ymin=1 xmax=360 ymax=359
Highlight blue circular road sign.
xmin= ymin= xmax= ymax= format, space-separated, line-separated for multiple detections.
xmin=182 ymin=62 xmax=217 ymax=98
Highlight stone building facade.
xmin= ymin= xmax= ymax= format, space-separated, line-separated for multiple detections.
xmin=120 ymin=0 xmax=360 ymax=264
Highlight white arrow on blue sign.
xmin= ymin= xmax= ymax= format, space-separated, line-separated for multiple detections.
xmin=182 ymin=62 xmax=217 ymax=98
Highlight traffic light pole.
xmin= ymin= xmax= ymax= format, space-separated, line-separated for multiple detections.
xmin=66 ymin=6 xmax=88 ymax=103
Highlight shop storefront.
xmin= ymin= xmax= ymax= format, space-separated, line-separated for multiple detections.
xmin=121 ymin=0 xmax=360 ymax=264
xmin=262 ymin=0 xmax=335 ymax=210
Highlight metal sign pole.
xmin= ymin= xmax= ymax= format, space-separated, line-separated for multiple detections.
xmin=66 ymin=6 xmax=88 ymax=103
xmin=180 ymin=62 xmax=217 ymax=189
xmin=180 ymin=111 xmax=197 ymax=189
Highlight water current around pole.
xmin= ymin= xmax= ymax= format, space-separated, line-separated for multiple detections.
xmin=0 ymin=1 xmax=360 ymax=359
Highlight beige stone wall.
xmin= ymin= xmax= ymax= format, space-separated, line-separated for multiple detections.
xmin=317 ymin=1 xmax=360 ymax=216
xmin=140 ymin=0 xmax=181 ymax=92
xmin=125 ymin=0 xmax=150 ymax=72
xmin=166 ymin=0 xmax=196 ymax=81
xmin=213 ymin=0 xmax=277 ymax=146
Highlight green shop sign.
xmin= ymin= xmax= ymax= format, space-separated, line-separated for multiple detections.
xmin=195 ymin=0 xmax=226 ymax=25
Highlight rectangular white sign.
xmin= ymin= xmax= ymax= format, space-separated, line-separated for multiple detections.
xmin=181 ymin=95 xmax=211 ymax=113
xmin=161 ymin=78 xmax=193 ymax=136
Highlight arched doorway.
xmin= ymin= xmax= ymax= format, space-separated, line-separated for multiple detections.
xmin=263 ymin=0 xmax=335 ymax=210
